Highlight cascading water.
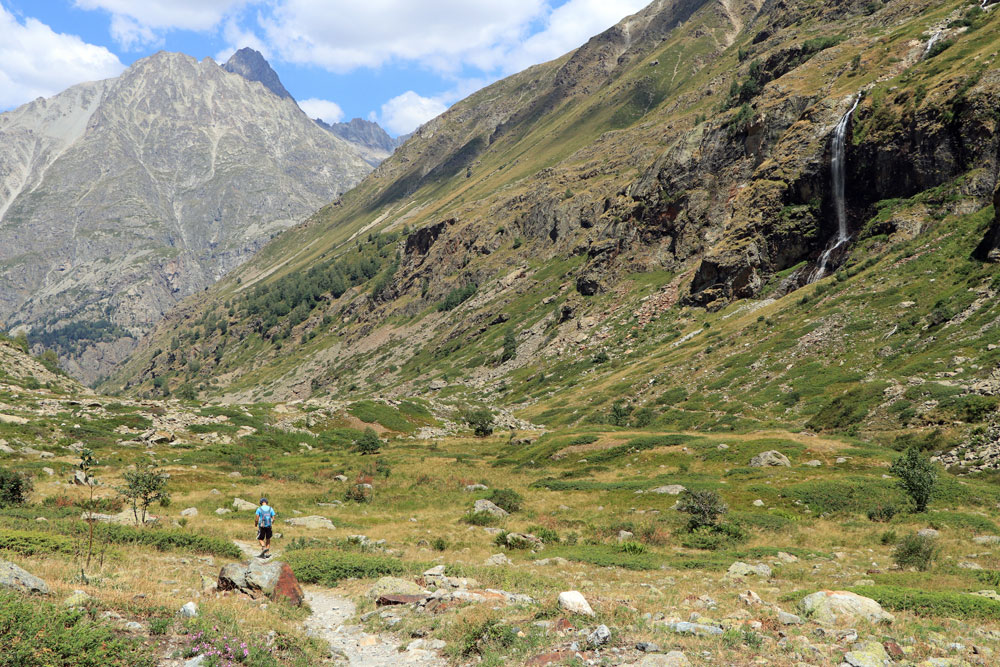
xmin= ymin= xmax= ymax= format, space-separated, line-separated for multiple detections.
xmin=809 ymin=97 xmax=860 ymax=283
xmin=923 ymin=30 xmax=943 ymax=59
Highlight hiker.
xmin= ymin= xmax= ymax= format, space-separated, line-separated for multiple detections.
xmin=255 ymin=497 xmax=276 ymax=558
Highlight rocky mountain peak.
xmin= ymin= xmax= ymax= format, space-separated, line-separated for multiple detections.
xmin=315 ymin=117 xmax=403 ymax=154
xmin=222 ymin=47 xmax=293 ymax=100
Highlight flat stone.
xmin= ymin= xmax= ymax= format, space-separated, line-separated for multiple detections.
xmin=367 ymin=576 xmax=425 ymax=599
xmin=377 ymin=594 xmax=427 ymax=606
xmin=973 ymin=536 xmax=1000 ymax=545
xmin=180 ymin=507 xmax=198 ymax=517
xmin=284 ymin=515 xmax=335 ymax=530
xmin=726 ymin=561 xmax=772 ymax=579
xmin=473 ymin=499 xmax=509 ymax=518
xmin=667 ymin=621 xmax=723 ymax=636
xmin=778 ymin=610 xmax=803 ymax=625
xmin=484 ymin=553 xmax=512 ymax=567
xmin=465 ymin=484 xmax=488 ymax=492
xmin=178 ymin=601 xmax=198 ymax=618
xmin=232 ymin=498 xmax=257 ymax=511
xmin=635 ymin=653 xmax=691 ymax=667
xmin=649 ymin=485 xmax=686 ymax=495
xmin=803 ymin=460 xmax=823 ymax=467
xmin=842 ymin=640 xmax=891 ymax=667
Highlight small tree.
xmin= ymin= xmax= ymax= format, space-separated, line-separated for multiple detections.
xmin=118 ymin=464 xmax=170 ymax=525
xmin=355 ymin=427 xmax=382 ymax=455
xmin=0 ymin=467 xmax=32 ymax=507
xmin=677 ymin=489 xmax=728 ymax=531
xmin=78 ymin=449 xmax=99 ymax=567
xmin=466 ymin=408 xmax=495 ymax=437
xmin=501 ymin=331 xmax=517 ymax=363
xmin=890 ymin=447 xmax=937 ymax=512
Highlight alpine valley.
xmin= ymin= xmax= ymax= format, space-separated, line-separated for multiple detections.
xmin=5 ymin=1 xmax=1000 ymax=666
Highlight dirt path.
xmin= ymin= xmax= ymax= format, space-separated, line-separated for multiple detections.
xmin=233 ymin=539 xmax=280 ymax=560
xmin=302 ymin=588 xmax=447 ymax=665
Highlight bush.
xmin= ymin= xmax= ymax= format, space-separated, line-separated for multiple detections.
xmin=465 ymin=408 xmax=495 ymax=437
xmin=457 ymin=615 xmax=518 ymax=657
xmin=438 ymin=284 xmax=477 ymax=311
xmin=0 ymin=591 xmax=154 ymax=666
xmin=527 ymin=525 xmax=559 ymax=544
xmin=69 ymin=524 xmax=242 ymax=558
xmin=890 ymin=447 xmax=938 ymax=512
xmin=0 ymin=467 xmax=32 ymax=507
xmin=893 ymin=533 xmax=938 ymax=571
xmin=285 ymin=550 xmax=406 ymax=585
xmin=487 ymin=488 xmax=523 ymax=514
xmin=867 ymin=504 xmax=898 ymax=523
xmin=0 ymin=529 xmax=75 ymax=555
xmin=679 ymin=523 xmax=748 ymax=550
xmin=432 ymin=537 xmax=448 ymax=551
xmin=618 ymin=540 xmax=647 ymax=555
xmin=677 ymin=489 xmax=727 ymax=530
xmin=610 ymin=401 xmax=632 ymax=427
xmin=850 ymin=585 xmax=1000 ymax=620
xmin=501 ymin=331 xmax=517 ymax=363
xmin=462 ymin=510 xmax=501 ymax=526
xmin=355 ymin=427 xmax=382 ymax=455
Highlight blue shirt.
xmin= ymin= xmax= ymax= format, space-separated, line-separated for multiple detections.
xmin=256 ymin=505 xmax=275 ymax=527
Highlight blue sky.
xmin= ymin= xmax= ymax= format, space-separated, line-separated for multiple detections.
xmin=0 ymin=0 xmax=648 ymax=135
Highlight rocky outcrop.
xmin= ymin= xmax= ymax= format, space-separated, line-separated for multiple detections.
xmin=800 ymin=590 xmax=894 ymax=625
xmin=222 ymin=48 xmax=293 ymax=100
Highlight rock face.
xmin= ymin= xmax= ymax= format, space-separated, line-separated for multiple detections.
xmin=0 ymin=559 xmax=49 ymax=594
xmin=316 ymin=117 xmax=404 ymax=156
xmin=222 ymin=48 xmax=293 ymax=100
xmin=0 ymin=50 xmax=373 ymax=383
xmin=218 ymin=560 xmax=304 ymax=605
xmin=800 ymin=590 xmax=894 ymax=625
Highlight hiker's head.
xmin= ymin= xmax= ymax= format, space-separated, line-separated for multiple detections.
xmin=260 ymin=498 xmax=268 ymax=505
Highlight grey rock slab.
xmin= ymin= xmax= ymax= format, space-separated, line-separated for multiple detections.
xmin=749 ymin=450 xmax=791 ymax=467
xmin=0 ymin=560 xmax=49 ymax=595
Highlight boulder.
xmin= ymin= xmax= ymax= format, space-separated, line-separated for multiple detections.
xmin=178 ymin=601 xmax=198 ymax=617
xmin=64 ymin=590 xmax=91 ymax=606
xmin=284 ymin=515 xmax=335 ymax=530
xmin=726 ymin=562 xmax=772 ymax=579
xmin=232 ymin=498 xmax=257 ymax=511
xmin=649 ymin=485 xmax=686 ymax=495
xmin=778 ymin=610 xmax=803 ymax=625
xmin=473 ymin=499 xmax=509 ymax=518
xmin=181 ymin=507 xmax=198 ymax=517
xmin=484 ymin=553 xmax=513 ymax=567
xmin=367 ymin=576 xmax=425 ymax=599
xmin=973 ymin=535 xmax=1000 ymax=545
xmin=842 ymin=640 xmax=892 ymax=667
xmin=587 ymin=624 xmax=611 ymax=646
xmin=749 ymin=450 xmax=791 ymax=467
xmin=557 ymin=590 xmax=595 ymax=616
xmin=464 ymin=484 xmax=488 ymax=492
xmin=800 ymin=590 xmax=894 ymax=625
xmin=504 ymin=532 xmax=543 ymax=549
xmin=218 ymin=560 xmax=304 ymax=605
xmin=917 ymin=528 xmax=939 ymax=539
xmin=215 ymin=508 xmax=232 ymax=515
xmin=666 ymin=621 xmax=723 ymax=636
xmin=634 ymin=652 xmax=690 ymax=667
xmin=72 ymin=470 xmax=92 ymax=486
xmin=803 ymin=460 xmax=823 ymax=467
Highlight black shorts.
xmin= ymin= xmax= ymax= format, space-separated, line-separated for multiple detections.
xmin=257 ymin=525 xmax=273 ymax=541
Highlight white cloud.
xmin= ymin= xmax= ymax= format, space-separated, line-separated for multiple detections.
xmin=299 ymin=98 xmax=344 ymax=125
xmin=260 ymin=0 xmax=547 ymax=73
xmin=379 ymin=91 xmax=448 ymax=135
xmin=502 ymin=0 xmax=650 ymax=73
xmin=0 ymin=5 xmax=125 ymax=110
xmin=74 ymin=0 xmax=250 ymax=48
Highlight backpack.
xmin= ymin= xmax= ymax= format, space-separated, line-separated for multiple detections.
xmin=259 ymin=505 xmax=274 ymax=527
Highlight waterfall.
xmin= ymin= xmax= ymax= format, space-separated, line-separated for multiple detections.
xmin=809 ymin=97 xmax=860 ymax=283
xmin=923 ymin=30 xmax=942 ymax=59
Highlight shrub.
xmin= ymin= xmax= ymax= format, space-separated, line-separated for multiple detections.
xmin=465 ymin=408 xmax=495 ymax=437
xmin=618 ymin=540 xmax=647 ymax=555
xmin=677 ymin=489 xmax=727 ymax=530
xmin=679 ymin=523 xmax=748 ymax=550
xmin=438 ymin=284 xmax=477 ymax=311
xmin=355 ymin=427 xmax=382 ymax=455
xmin=285 ymin=550 xmax=406 ymax=585
xmin=527 ymin=525 xmax=559 ymax=544
xmin=0 ymin=591 xmax=154 ymax=666
xmin=867 ymin=504 xmax=898 ymax=523
xmin=462 ymin=510 xmax=501 ymax=526
xmin=68 ymin=524 xmax=242 ymax=558
xmin=890 ymin=447 xmax=938 ymax=512
xmin=432 ymin=537 xmax=448 ymax=552
xmin=0 ymin=467 xmax=32 ymax=507
xmin=0 ymin=529 xmax=75 ymax=555
xmin=893 ymin=533 xmax=938 ymax=571
xmin=849 ymin=585 xmax=1000 ymax=620
xmin=610 ymin=401 xmax=632 ymax=427
xmin=487 ymin=488 xmax=523 ymax=514
xmin=501 ymin=331 xmax=517 ymax=363
xmin=457 ymin=615 xmax=518 ymax=657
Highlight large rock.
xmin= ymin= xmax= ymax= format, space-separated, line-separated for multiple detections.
xmin=557 ymin=590 xmax=595 ymax=616
xmin=633 ymin=652 xmax=691 ymax=667
xmin=800 ymin=591 xmax=894 ymax=625
xmin=232 ymin=498 xmax=257 ymax=511
xmin=749 ymin=450 xmax=791 ymax=467
xmin=367 ymin=576 xmax=426 ymax=599
xmin=284 ymin=515 xmax=335 ymax=530
xmin=218 ymin=560 xmax=304 ymax=605
xmin=473 ymin=499 xmax=509 ymax=518
xmin=649 ymin=485 xmax=686 ymax=495
xmin=0 ymin=560 xmax=49 ymax=595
